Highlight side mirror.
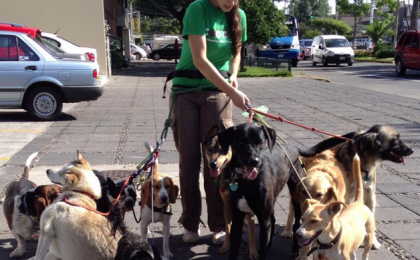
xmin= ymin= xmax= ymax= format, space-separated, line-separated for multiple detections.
xmin=319 ymin=44 xmax=324 ymax=49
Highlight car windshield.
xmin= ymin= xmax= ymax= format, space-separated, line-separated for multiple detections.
xmin=57 ymin=35 xmax=80 ymax=47
xmin=305 ymin=40 xmax=312 ymax=46
xmin=32 ymin=35 xmax=61 ymax=59
xmin=325 ymin=39 xmax=350 ymax=48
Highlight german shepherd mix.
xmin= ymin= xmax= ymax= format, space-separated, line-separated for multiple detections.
xmin=204 ymin=125 xmax=258 ymax=260
xmin=296 ymin=154 xmax=375 ymax=260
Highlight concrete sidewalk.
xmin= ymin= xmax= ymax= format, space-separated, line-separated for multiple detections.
xmin=0 ymin=61 xmax=419 ymax=260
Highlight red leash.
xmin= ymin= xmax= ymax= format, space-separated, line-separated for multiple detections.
xmin=246 ymin=105 xmax=352 ymax=142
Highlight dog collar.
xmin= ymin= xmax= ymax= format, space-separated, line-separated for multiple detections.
xmin=153 ymin=205 xmax=172 ymax=215
xmin=307 ymin=227 xmax=342 ymax=256
xmin=72 ymin=190 xmax=96 ymax=200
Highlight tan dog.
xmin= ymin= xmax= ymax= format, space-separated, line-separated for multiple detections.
xmin=2 ymin=152 xmax=61 ymax=258
xmin=296 ymin=154 xmax=375 ymax=260
xmin=33 ymin=151 xmax=120 ymax=260
xmin=140 ymin=142 xmax=179 ymax=259
xmin=203 ymin=125 xmax=258 ymax=260
xmin=282 ymin=156 xmax=346 ymax=238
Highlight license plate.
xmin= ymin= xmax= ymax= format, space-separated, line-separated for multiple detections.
xmin=340 ymin=57 xmax=345 ymax=60
xmin=278 ymin=54 xmax=283 ymax=57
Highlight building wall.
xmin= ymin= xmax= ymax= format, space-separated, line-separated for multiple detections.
xmin=0 ymin=0 xmax=107 ymax=75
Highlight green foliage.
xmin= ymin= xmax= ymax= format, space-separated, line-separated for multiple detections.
xmin=337 ymin=0 xmax=370 ymax=40
xmin=303 ymin=29 xmax=322 ymax=39
xmin=141 ymin=17 xmax=181 ymax=34
xmin=310 ymin=18 xmax=352 ymax=35
xmin=295 ymin=0 xmax=331 ymax=23
xmin=375 ymin=49 xmax=395 ymax=59
xmin=364 ymin=18 xmax=394 ymax=52
xmin=238 ymin=66 xmax=292 ymax=77
xmin=354 ymin=50 xmax=372 ymax=57
xmin=110 ymin=41 xmax=125 ymax=70
xmin=240 ymin=0 xmax=288 ymax=44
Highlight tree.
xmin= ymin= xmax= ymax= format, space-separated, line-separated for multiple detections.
xmin=295 ymin=0 xmax=331 ymax=23
xmin=241 ymin=0 xmax=288 ymax=44
xmin=364 ymin=18 xmax=394 ymax=51
xmin=410 ymin=0 xmax=418 ymax=30
xmin=303 ymin=29 xmax=323 ymax=39
xmin=310 ymin=18 xmax=352 ymax=35
xmin=337 ymin=0 xmax=370 ymax=43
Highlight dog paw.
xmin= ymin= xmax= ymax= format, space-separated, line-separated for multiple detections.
xmin=372 ymin=240 xmax=382 ymax=250
xmin=9 ymin=248 xmax=25 ymax=258
xmin=281 ymin=230 xmax=293 ymax=238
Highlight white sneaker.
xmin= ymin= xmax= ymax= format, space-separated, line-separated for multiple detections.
xmin=183 ymin=229 xmax=201 ymax=243
xmin=212 ymin=231 xmax=226 ymax=245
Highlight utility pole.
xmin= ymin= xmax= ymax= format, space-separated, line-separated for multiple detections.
xmin=394 ymin=1 xmax=400 ymax=48
xmin=368 ymin=1 xmax=375 ymax=50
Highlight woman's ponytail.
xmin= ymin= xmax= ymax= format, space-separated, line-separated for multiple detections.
xmin=227 ymin=4 xmax=242 ymax=57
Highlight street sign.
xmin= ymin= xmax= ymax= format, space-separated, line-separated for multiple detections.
xmin=132 ymin=11 xmax=141 ymax=38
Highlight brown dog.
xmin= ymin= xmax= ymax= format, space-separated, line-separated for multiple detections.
xmin=2 ymin=152 xmax=62 ymax=258
xmin=203 ymin=125 xmax=258 ymax=260
xmin=296 ymin=154 xmax=375 ymax=260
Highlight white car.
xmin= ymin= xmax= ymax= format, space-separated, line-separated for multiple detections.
xmin=41 ymin=32 xmax=99 ymax=72
xmin=311 ymin=35 xmax=354 ymax=67
xmin=130 ymin=44 xmax=147 ymax=60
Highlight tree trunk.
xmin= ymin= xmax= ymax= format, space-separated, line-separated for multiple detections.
xmin=410 ymin=0 xmax=419 ymax=30
xmin=353 ymin=15 xmax=357 ymax=48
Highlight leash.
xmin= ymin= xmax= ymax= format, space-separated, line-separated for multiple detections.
xmin=307 ymin=227 xmax=343 ymax=257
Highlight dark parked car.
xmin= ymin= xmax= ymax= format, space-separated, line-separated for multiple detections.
xmin=395 ymin=30 xmax=420 ymax=76
xmin=148 ymin=44 xmax=182 ymax=60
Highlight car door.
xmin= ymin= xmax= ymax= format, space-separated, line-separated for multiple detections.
xmin=408 ymin=34 xmax=420 ymax=69
xmin=402 ymin=33 xmax=414 ymax=68
xmin=0 ymin=34 xmax=43 ymax=104
xmin=162 ymin=45 xmax=174 ymax=59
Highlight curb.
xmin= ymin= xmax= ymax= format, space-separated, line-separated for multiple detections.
xmin=354 ymin=59 xmax=394 ymax=64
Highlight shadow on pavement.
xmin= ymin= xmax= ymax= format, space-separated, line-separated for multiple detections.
xmin=113 ymin=61 xmax=176 ymax=78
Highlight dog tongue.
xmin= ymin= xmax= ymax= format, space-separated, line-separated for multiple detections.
xmin=210 ymin=168 xmax=221 ymax=178
xmin=245 ymin=167 xmax=258 ymax=180
xmin=298 ymin=238 xmax=312 ymax=247
xmin=392 ymin=152 xmax=405 ymax=165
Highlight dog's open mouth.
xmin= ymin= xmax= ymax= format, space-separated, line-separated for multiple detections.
xmin=390 ymin=151 xmax=405 ymax=165
xmin=210 ymin=167 xmax=221 ymax=178
xmin=298 ymin=230 xmax=322 ymax=247
xmin=244 ymin=167 xmax=258 ymax=180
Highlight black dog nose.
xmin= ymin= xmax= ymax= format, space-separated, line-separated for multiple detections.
xmin=46 ymin=169 xmax=51 ymax=175
xmin=210 ymin=161 xmax=217 ymax=169
xmin=125 ymin=198 xmax=135 ymax=209
xmin=295 ymin=232 xmax=303 ymax=240
xmin=161 ymin=195 xmax=168 ymax=203
xmin=407 ymin=148 xmax=414 ymax=156
xmin=248 ymin=157 xmax=259 ymax=167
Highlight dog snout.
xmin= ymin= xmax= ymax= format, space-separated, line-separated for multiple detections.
xmin=406 ymin=147 xmax=414 ymax=156
xmin=248 ymin=157 xmax=259 ymax=167
xmin=124 ymin=198 xmax=135 ymax=209
xmin=295 ymin=228 xmax=304 ymax=239
xmin=210 ymin=161 xmax=217 ymax=169
xmin=161 ymin=195 xmax=168 ymax=203
xmin=46 ymin=169 xmax=51 ymax=175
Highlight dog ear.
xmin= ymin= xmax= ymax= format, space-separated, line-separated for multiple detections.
xmin=327 ymin=202 xmax=347 ymax=216
xmin=302 ymin=199 xmax=319 ymax=213
xmin=35 ymin=197 xmax=48 ymax=221
xmin=355 ymin=133 xmax=381 ymax=154
xmin=107 ymin=177 xmax=116 ymax=192
xmin=218 ymin=126 xmax=235 ymax=154
xmin=204 ymin=125 xmax=219 ymax=144
xmin=76 ymin=150 xmax=91 ymax=168
xmin=141 ymin=180 xmax=152 ymax=206
xmin=321 ymin=187 xmax=338 ymax=203
xmin=169 ymin=178 xmax=179 ymax=204
xmin=261 ymin=125 xmax=276 ymax=152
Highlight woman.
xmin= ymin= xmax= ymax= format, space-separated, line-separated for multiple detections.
xmin=170 ymin=0 xmax=249 ymax=244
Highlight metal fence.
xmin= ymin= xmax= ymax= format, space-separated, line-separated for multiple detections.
xmin=242 ymin=56 xmax=291 ymax=72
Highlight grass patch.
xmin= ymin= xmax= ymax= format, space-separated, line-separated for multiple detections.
xmin=238 ymin=67 xmax=292 ymax=77
xmin=354 ymin=57 xmax=394 ymax=63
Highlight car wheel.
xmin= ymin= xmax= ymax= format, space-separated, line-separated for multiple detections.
xmin=291 ymin=59 xmax=298 ymax=67
xmin=322 ymin=56 xmax=328 ymax=67
xmin=395 ymin=58 xmax=406 ymax=76
xmin=312 ymin=55 xmax=317 ymax=66
xmin=25 ymin=87 xmax=63 ymax=121
xmin=135 ymin=54 xmax=141 ymax=60
xmin=153 ymin=53 xmax=160 ymax=60
xmin=348 ymin=62 xmax=353 ymax=66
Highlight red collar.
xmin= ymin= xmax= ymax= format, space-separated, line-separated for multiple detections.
xmin=72 ymin=190 xmax=96 ymax=200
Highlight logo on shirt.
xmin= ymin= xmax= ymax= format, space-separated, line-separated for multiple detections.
xmin=206 ymin=28 xmax=232 ymax=43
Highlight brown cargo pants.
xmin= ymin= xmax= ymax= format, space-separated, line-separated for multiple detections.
xmin=171 ymin=90 xmax=233 ymax=232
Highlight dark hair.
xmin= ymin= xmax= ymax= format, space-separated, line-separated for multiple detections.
xmin=227 ymin=3 xmax=242 ymax=57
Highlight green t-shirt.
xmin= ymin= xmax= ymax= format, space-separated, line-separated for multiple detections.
xmin=173 ymin=0 xmax=247 ymax=88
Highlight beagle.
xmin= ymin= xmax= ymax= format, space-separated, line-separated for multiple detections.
xmin=2 ymin=152 xmax=61 ymax=258
xmin=140 ymin=142 xmax=179 ymax=259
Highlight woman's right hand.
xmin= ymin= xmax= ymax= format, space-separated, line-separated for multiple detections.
xmin=229 ymin=89 xmax=250 ymax=111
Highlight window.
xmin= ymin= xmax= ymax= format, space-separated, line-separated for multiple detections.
xmin=397 ymin=34 xmax=406 ymax=46
xmin=404 ymin=33 xmax=413 ymax=46
xmin=42 ymin=37 xmax=61 ymax=48
xmin=411 ymin=34 xmax=419 ymax=49
xmin=325 ymin=39 xmax=350 ymax=48
xmin=165 ymin=45 xmax=174 ymax=50
xmin=0 ymin=35 xmax=39 ymax=61
xmin=305 ymin=40 xmax=313 ymax=46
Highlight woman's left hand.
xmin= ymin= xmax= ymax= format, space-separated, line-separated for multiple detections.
xmin=229 ymin=75 xmax=239 ymax=89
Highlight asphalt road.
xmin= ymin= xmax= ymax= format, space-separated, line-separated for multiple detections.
xmin=294 ymin=60 xmax=420 ymax=100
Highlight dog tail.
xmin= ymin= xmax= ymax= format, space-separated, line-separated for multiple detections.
xmin=298 ymin=132 xmax=355 ymax=157
xmin=144 ymin=141 xmax=158 ymax=174
xmin=21 ymin=152 xmax=38 ymax=180
xmin=353 ymin=153 xmax=363 ymax=203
